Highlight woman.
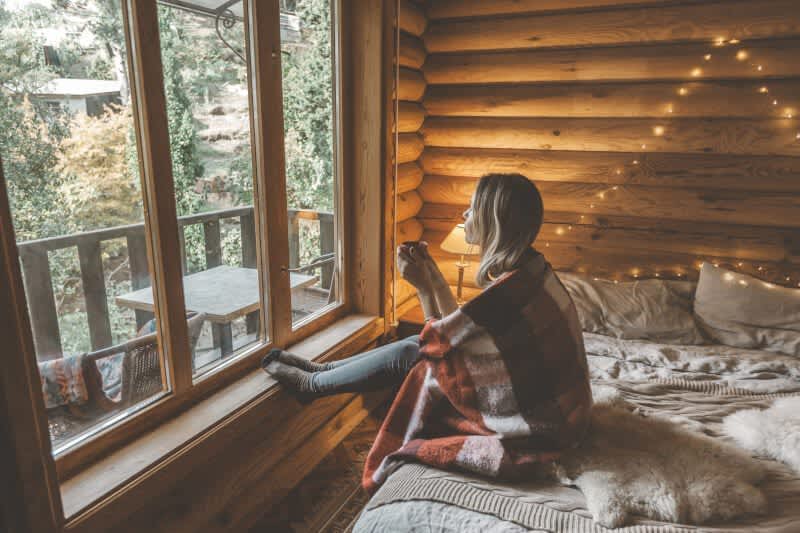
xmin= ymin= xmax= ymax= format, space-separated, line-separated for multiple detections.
xmin=264 ymin=173 xmax=592 ymax=491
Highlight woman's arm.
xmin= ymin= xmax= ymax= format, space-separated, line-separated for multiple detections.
xmin=419 ymin=244 xmax=459 ymax=316
xmin=397 ymin=244 xmax=441 ymax=320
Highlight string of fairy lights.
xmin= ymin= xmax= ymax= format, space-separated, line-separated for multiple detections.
xmin=539 ymin=37 xmax=800 ymax=287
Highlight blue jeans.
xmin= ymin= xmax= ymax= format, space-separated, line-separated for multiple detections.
xmin=310 ymin=335 xmax=421 ymax=394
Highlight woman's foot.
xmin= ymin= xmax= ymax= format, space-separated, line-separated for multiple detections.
xmin=261 ymin=357 xmax=317 ymax=404
xmin=275 ymin=349 xmax=332 ymax=372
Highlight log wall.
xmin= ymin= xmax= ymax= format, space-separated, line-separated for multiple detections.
xmin=395 ymin=0 xmax=428 ymax=312
xmin=419 ymin=0 xmax=800 ymax=289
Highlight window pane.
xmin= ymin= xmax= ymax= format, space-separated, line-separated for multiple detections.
xmin=156 ymin=2 xmax=266 ymax=378
xmin=281 ymin=0 xmax=341 ymax=327
xmin=0 ymin=0 xmax=168 ymax=453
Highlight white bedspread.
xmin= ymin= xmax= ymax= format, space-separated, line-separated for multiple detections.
xmin=354 ymin=336 xmax=800 ymax=533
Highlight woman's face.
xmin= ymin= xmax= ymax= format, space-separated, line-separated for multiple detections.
xmin=462 ymin=193 xmax=477 ymax=245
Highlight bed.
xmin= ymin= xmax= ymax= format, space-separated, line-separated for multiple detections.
xmin=353 ymin=267 xmax=800 ymax=533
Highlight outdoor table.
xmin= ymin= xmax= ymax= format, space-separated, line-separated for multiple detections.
xmin=116 ymin=265 xmax=317 ymax=355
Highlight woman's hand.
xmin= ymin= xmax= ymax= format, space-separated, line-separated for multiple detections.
xmin=416 ymin=242 xmax=446 ymax=284
xmin=397 ymin=243 xmax=432 ymax=289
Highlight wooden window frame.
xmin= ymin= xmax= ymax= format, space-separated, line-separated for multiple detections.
xmin=0 ymin=0 xmax=393 ymax=502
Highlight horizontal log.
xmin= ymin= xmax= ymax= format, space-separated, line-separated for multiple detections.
xmin=420 ymin=147 xmax=800 ymax=193
xmin=399 ymin=0 xmax=427 ymax=37
xmin=398 ymin=101 xmax=426 ymax=133
xmin=423 ymin=117 xmax=800 ymax=156
xmin=399 ymin=67 xmax=426 ymax=102
xmin=397 ymin=133 xmax=424 ymax=163
xmin=425 ymin=231 xmax=800 ymax=287
xmin=398 ymin=161 xmax=424 ymax=193
xmin=424 ymin=80 xmax=800 ymax=119
xmin=425 ymin=0 xmax=800 ymax=53
xmin=418 ymin=175 xmax=800 ymax=228
xmin=397 ymin=217 xmax=424 ymax=242
xmin=427 ymin=0 xmax=683 ymax=20
xmin=421 ymin=207 xmax=800 ymax=263
xmin=400 ymin=32 xmax=426 ymax=70
xmin=424 ymin=38 xmax=800 ymax=84
xmin=397 ymin=190 xmax=423 ymax=222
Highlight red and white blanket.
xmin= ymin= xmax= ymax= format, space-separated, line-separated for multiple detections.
xmin=363 ymin=252 xmax=593 ymax=493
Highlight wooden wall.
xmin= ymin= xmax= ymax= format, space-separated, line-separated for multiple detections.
xmin=416 ymin=0 xmax=800 ymax=290
xmin=395 ymin=0 xmax=427 ymax=312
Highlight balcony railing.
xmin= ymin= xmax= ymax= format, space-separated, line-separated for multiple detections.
xmin=17 ymin=206 xmax=334 ymax=361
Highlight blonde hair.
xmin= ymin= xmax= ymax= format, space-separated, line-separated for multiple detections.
xmin=472 ymin=174 xmax=544 ymax=287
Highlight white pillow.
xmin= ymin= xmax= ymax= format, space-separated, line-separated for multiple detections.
xmin=694 ymin=264 xmax=800 ymax=356
xmin=557 ymin=272 xmax=706 ymax=345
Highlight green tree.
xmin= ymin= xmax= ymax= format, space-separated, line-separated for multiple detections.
xmin=282 ymin=0 xmax=334 ymax=212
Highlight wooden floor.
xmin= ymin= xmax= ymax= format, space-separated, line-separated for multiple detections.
xmin=248 ymin=400 xmax=386 ymax=533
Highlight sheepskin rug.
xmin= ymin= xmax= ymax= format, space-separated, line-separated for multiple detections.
xmin=723 ymin=397 xmax=800 ymax=473
xmin=553 ymin=387 xmax=767 ymax=528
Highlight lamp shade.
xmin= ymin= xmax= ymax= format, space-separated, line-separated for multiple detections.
xmin=440 ymin=224 xmax=479 ymax=255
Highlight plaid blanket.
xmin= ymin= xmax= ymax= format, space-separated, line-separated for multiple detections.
xmin=363 ymin=252 xmax=593 ymax=493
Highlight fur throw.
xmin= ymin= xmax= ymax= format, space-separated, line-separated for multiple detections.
xmin=723 ymin=396 xmax=800 ymax=473
xmin=363 ymin=252 xmax=593 ymax=493
xmin=554 ymin=387 xmax=767 ymax=528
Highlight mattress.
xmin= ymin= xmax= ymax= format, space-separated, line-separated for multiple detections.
xmin=353 ymin=335 xmax=800 ymax=532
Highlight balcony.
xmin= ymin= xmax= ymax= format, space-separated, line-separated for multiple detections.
xmin=18 ymin=206 xmax=335 ymax=448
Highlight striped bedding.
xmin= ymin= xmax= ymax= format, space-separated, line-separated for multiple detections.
xmin=354 ymin=336 xmax=800 ymax=532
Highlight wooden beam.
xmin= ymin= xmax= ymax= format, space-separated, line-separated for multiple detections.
xmin=398 ymin=133 xmax=424 ymax=163
xmin=427 ymin=0 xmax=683 ymax=20
xmin=425 ymin=231 xmax=800 ymax=286
xmin=0 ymin=157 xmax=62 ymax=532
xmin=397 ymin=190 xmax=423 ymax=222
xmin=421 ymin=207 xmax=800 ymax=263
xmin=397 ymin=161 xmax=424 ymax=193
xmin=420 ymin=147 xmax=800 ymax=193
xmin=346 ymin=0 xmax=385 ymax=316
xmin=397 ymin=217 xmax=424 ymax=242
xmin=398 ymin=101 xmax=426 ymax=133
xmin=399 ymin=32 xmax=426 ymax=69
xmin=394 ymin=278 xmax=418 ymax=307
xmin=399 ymin=0 xmax=427 ymax=37
xmin=422 ymin=116 xmax=800 ymax=156
xmin=126 ymin=0 xmax=191 ymax=391
xmin=418 ymin=175 xmax=800 ymax=228
xmin=424 ymin=79 xmax=800 ymax=119
xmin=424 ymin=38 xmax=800 ymax=84
xmin=425 ymin=0 xmax=800 ymax=52
xmin=399 ymin=67 xmax=426 ymax=102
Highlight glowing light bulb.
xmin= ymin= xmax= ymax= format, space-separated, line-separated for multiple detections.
xmin=704 ymin=54 xmax=712 ymax=61
xmin=795 ymin=133 xmax=800 ymax=140
xmin=737 ymin=262 xmax=744 ymax=267
xmin=545 ymin=242 xmax=550 ymax=247
xmin=773 ymin=99 xmax=779 ymax=106
xmin=724 ymin=272 xmax=735 ymax=281
xmin=632 ymin=160 xmax=639 ymax=165
xmin=655 ymin=273 xmax=660 ymax=278
xmin=738 ymin=279 xmax=748 ymax=287
xmin=568 ymin=225 xmax=573 ymax=231
xmin=653 ymin=126 xmax=665 ymax=136
xmin=758 ymin=86 xmax=768 ymax=93
xmin=691 ymin=67 xmax=703 ymax=77
xmin=555 ymin=227 xmax=565 ymax=235
xmin=641 ymin=144 xmax=647 ymax=149
xmin=757 ymin=65 xmax=763 ymax=71
xmin=612 ymin=186 xmax=619 ymax=190
xmin=736 ymin=50 xmax=749 ymax=61
xmin=590 ymin=203 xmax=595 ymax=208
xmin=713 ymin=262 xmax=720 ymax=267
xmin=616 ymin=169 xmax=622 ymax=175
xmin=678 ymin=87 xmax=689 ymax=96
xmin=758 ymin=266 xmax=764 ymax=271
xmin=713 ymin=37 xmax=726 ymax=47
xmin=598 ymin=192 xmax=606 ymax=199
xmin=580 ymin=215 xmax=585 ymax=220
xmin=786 ymin=276 xmax=791 ymax=281
xmin=667 ymin=106 xmax=674 ymax=114
xmin=729 ymin=38 xmax=740 ymax=44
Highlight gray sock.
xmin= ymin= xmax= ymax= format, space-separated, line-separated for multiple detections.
xmin=276 ymin=350 xmax=332 ymax=372
xmin=263 ymin=359 xmax=317 ymax=394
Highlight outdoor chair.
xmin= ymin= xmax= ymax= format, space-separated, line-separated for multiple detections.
xmin=82 ymin=312 xmax=206 ymax=412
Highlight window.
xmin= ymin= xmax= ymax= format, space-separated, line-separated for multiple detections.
xmin=0 ymin=0 xmax=344 ymax=468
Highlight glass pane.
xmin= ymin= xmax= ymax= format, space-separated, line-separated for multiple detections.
xmin=156 ymin=1 xmax=265 ymax=378
xmin=0 ymin=0 xmax=167 ymax=453
xmin=281 ymin=0 xmax=340 ymax=327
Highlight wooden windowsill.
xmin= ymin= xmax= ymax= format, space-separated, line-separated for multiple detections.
xmin=60 ymin=313 xmax=384 ymax=521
